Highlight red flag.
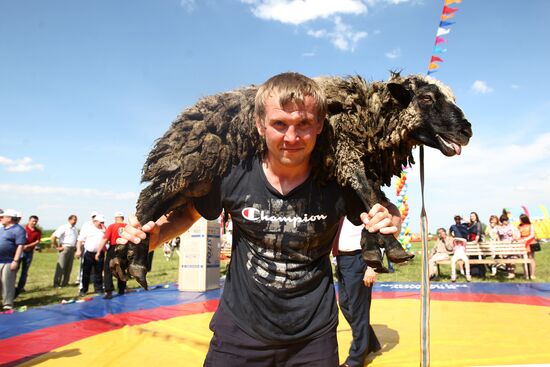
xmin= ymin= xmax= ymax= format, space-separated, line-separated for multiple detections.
xmin=430 ymin=55 xmax=444 ymax=63
xmin=443 ymin=5 xmax=458 ymax=14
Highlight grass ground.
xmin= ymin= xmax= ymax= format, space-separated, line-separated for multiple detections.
xmin=12 ymin=240 xmax=549 ymax=310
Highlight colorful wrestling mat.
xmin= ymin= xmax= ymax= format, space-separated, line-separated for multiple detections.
xmin=1 ymin=282 xmax=549 ymax=367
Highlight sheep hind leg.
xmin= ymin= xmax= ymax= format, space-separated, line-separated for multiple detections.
xmin=351 ymin=171 xmax=414 ymax=271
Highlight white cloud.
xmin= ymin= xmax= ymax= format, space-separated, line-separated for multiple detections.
xmin=385 ymin=47 xmax=401 ymax=59
xmin=0 ymin=156 xmax=44 ymax=173
xmin=308 ymin=16 xmax=367 ymax=51
xmin=301 ymin=51 xmax=317 ymax=57
xmin=180 ymin=0 xmax=196 ymax=12
xmin=244 ymin=0 xmax=367 ymax=25
xmin=0 ymin=184 xmax=136 ymax=201
xmin=511 ymin=84 xmax=520 ymax=89
xmin=471 ymin=80 xmax=493 ymax=94
xmin=366 ymin=0 xmax=412 ymax=5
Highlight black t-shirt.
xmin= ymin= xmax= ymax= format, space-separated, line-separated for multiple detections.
xmin=194 ymin=157 xmax=363 ymax=344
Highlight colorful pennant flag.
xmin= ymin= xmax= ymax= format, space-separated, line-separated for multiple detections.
xmin=439 ymin=20 xmax=455 ymax=27
xmin=430 ymin=55 xmax=444 ymax=63
xmin=445 ymin=0 xmax=462 ymax=5
xmin=441 ymin=13 xmax=456 ymax=20
xmin=442 ymin=5 xmax=459 ymax=14
xmin=436 ymin=27 xmax=451 ymax=36
xmin=435 ymin=36 xmax=447 ymax=44
xmin=428 ymin=63 xmax=439 ymax=70
xmin=433 ymin=46 xmax=447 ymax=53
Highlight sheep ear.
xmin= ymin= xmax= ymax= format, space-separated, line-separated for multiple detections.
xmin=388 ymin=83 xmax=412 ymax=107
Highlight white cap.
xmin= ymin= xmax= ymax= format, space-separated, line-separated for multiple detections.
xmin=94 ymin=214 xmax=105 ymax=223
xmin=90 ymin=211 xmax=99 ymax=218
xmin=14 ymin=211 xmax=22 ymax=218
xmin=114 ymin=211 xmax=124 ymax=218
xmin=0 ymin=208 xmax=18 ymax=217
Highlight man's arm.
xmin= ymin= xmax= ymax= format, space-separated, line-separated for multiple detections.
xmin=119 ymin=203 xmax=203 ymax=250
xmin=95 ymin=238 xmax=109 ymax=260
xmin=10 ymin=245 xmax=24 ymax=271
xmin=75 ymin=240 xmax=83 ymax=258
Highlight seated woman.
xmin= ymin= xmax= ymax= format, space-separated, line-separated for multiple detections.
xmin=517 ymin=214 xmax=536 ymax=280
xmin=497 ymin=213 xmax=519 ymax=279
xmin=429 ymin=228 xmax=454 ymax=279
xmin=450 ymin=237 xmax=471 ymax=282
xmin=485 ymin=215 xmax=500 ymax=276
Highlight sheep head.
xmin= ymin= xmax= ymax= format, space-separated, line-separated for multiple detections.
xmin=388 ymin=74 xmax=472 ymax=157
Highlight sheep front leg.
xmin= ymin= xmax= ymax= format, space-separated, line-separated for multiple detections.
xmin=352 ymin=171 xmax=414 ymax=272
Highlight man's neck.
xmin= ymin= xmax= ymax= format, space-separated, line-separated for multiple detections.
xmin=262 ymin=157 xmax=311 ymax=195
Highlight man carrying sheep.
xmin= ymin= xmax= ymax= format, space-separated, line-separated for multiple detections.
xmin=120 ymin=72 xmax=400 ymax=366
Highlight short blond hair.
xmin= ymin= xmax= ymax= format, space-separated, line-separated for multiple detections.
xmin=254 ymin=72 xmax=327 ymax=123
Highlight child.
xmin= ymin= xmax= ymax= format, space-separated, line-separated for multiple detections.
xmin=450 ymin=237 xmax=471 ymax=282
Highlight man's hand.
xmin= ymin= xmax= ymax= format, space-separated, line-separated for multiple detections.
xmin=94 ymin=252 xmax=101 ymax=261
xmin=360 ymin=203 xmax=399 ymax=236
xmin=56 ymin=246 xmax=64 ymax=252
xmin=10 ymin=261 xmax=19 ymax=271
xmin=75 ymin=249 xmax=81 ymax=259
xmin=363 ymin=266 xmax=377 ymax=287
xmin=117 ymin=215 xmax=160 ymax=249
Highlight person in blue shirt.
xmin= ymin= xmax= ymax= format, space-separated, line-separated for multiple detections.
xmin=449 ymin=215 xmax=468 ymax=239
xmin=0 ymin=209 xmax=27 ymax=310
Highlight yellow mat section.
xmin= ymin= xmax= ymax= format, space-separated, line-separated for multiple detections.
xmin=22 ymin=299 xmax=550 ymax=366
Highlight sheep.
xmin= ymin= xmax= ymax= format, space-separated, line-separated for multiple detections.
xmin=114 ymin=72 xmax=472 ymax=289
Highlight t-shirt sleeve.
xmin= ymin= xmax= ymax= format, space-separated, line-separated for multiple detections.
xmin=16 ymin=227 xmax=27 ymax=246
xmin=52 ymin=226 xmax=63 ymax=238
xmin=103 ymin=225 xmax=112 ymax=240
xmin=192 ymin=178 xmax=222 ymax=220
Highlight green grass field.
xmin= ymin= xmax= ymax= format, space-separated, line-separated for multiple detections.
xmin=12 ymin=240 xmax=549 ymax=310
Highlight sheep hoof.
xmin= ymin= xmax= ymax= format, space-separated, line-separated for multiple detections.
xmin=385 ymin=240 xmax=414 ymax=263
xmin=109 ymin=257 xmax=128 ymax=282
xmin=128 ymin=263 xmax=148 ymax=290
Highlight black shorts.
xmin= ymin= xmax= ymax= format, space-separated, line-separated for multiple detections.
xmin=204 ymin=305 xmax=339 ymax=367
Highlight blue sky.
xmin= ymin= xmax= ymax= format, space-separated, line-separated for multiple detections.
xmin=1 ymin=0 xmax=549 ymax=232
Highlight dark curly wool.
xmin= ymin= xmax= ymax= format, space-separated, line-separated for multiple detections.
xmin=137 ymin=73 xmax=472 ymax=223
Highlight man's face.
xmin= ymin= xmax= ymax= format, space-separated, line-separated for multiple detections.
xmin=28 ymin=218 xmax=38 ymax=228
xmin=438 ymin=229 xmax=446 ymax=239
xmin=0 ymin=216 xmax=12 ymax=226
xmin=256 ymin=94 xmax=323 ymax=170
xmin=69 ymin=217 xmax=77 ymax=226
xmin=93 ymin=220 xmax=104 ymax=229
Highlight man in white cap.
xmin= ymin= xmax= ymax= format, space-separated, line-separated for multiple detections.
xmin=74 ymin=211 xmax=98 ymax=285
xmin=96 ymin=211 xmax=127 ymax=299
xmin=76 ymin=214 xmax=106 ymax=297
xmin=51 ymin=215 xmax=78 ymax=287
xmin=0 ymin=209 xmax=26 ymax=309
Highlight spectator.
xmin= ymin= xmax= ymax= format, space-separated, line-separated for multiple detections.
xmin=466 ymin=212 xmax=486 ymax=277
xmin=333 ymin=217 xmax=383 ymax=367
xmin=497 ymin=213 xmax=519 ymax=279
xmin=76 ymin=214 xmax=106 ymax=297
xmin=517 ymin=214 xmax=536 ymax=280
xmin=75 ymin=211 xmax=98 ymax=285
xmin=429 ymin=228 xmax=454 ymax=279
xmin=467 ymin=212 xmax=483 ymax=243
xmin=0 ymin=209 xmax=26 ymax=310
xmin=15 ymin=215 xmax=41 ymax=297
xmin=449 ymin=215 xmax=468 ymax=239
xmin=485 ymin=215 xmax=501 ymax=276
xmin=450 ymin=237 xmax=471 ymax=282
xmin=485 ymin=215 xmax=500 ymax=242
xmin=96 ymin=211 xmax=127 ymax=299
xmin=51 ymin=215 xmax=79 ymax=287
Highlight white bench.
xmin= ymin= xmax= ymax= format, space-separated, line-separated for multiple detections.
xmin=435 ymin=241 xmax=533 ymax=279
